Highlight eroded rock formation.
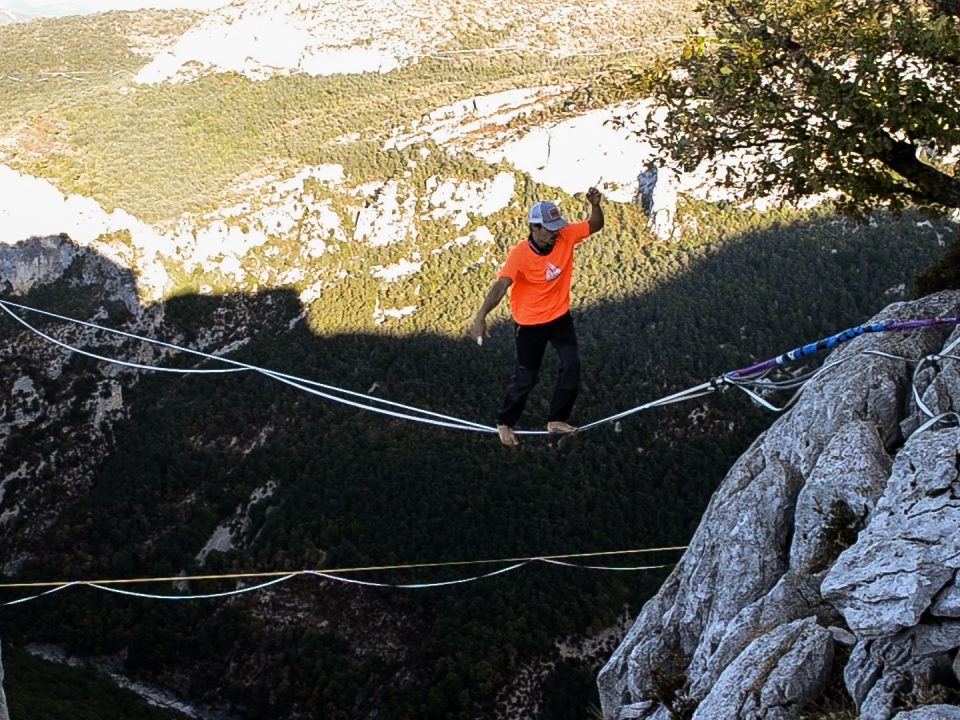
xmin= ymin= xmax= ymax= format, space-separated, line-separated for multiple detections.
xmin=600 ymin=291 xmax=960 ymax=719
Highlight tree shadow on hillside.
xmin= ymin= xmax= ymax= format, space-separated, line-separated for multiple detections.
xmin=0 ymin=212 xmax=953 ymax=719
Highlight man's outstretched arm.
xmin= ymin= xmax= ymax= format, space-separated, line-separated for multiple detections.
xmin=586 ymin=187 xmax=604 ymax=234
xmin=470 ymin=277 xmax=512 ymax=344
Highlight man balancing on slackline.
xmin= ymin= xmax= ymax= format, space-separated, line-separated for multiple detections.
xmin=470 ymin=187 xmax=605 ymax=447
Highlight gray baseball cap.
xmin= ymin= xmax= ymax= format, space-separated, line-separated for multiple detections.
xmin=528 ymin=201 xmax=568 ymax=231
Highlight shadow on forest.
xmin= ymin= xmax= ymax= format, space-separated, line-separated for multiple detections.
xmin=0 ymin=211 xmax=952 ymax=719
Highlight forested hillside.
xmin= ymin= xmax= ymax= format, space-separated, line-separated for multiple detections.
xmin=0 ymin=4 xmax=958 ymax=720
xmin=3 ymin=644 xmax=190 ymax=720
xmin=0 ymin=9 xmax=663 ymax=224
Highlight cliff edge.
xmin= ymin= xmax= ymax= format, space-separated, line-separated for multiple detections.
xmin=600 ymin=291 xmax=960 ymax=720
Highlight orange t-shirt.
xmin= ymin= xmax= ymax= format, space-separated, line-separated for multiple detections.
xmin=498 ymin=221 xmax=591 ymax=326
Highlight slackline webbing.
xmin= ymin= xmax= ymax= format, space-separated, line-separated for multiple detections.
xmin=3 ymin=299 xmax=958 ymax=435
xmin=0 ymin=546 xmax=688 ymax=605
xmin=2 ymin=299 xmax=960 ymax=605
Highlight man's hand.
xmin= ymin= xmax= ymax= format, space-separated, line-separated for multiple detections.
xmin=471 ymin=277 xmax=512 ymax=345
xmin=586 ymin=187 xmax=604 ymax=233
xmin=470 ymin=315 xmax=488 ymax=345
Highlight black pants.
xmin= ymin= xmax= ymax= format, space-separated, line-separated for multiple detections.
xmin=497 ymin=312 xmax=580 ymax=427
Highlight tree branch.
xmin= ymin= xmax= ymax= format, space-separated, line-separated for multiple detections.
xmin=877 ymin=138 xmax=960 ymax=207
xmin=929 ymin=0 xmax=960 ymax=18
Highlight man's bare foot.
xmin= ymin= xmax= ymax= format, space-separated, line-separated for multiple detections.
xmin=547 ymin=421 xmax=578 ymax=434
xmin=497 ymin=424 xmax=519 ymax=447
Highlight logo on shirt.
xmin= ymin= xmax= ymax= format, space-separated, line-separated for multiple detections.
xmin=546 ymin=262 xmax=562 ymax=281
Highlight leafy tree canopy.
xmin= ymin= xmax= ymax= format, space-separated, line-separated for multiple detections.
xmin=635 ymin=0 xmax=960 ymax=212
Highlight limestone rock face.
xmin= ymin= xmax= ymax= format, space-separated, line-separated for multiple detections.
xmin=691 ymin=617 xmax=833 ymax=720
xmin=0 ymin=234 xmax=76 ymax=295
xmin=821 ymin=429 xmax=960 ymax=637
xmin=845 ymin=621 xmax=960 ymax=718
xmin=599 ymin=291 xmax=960 ymax=719
xmin=690 ymin=571 xmax=837 ymax=698
xmin=894 ymin=708 xmax=960 ymax=720
xmin=932 ymin=576 xmax=960 ymax=617
xmin=789 ymin=420 xmax=891 ymax=576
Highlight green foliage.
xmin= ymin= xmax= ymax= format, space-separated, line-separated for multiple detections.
xmin=635 ymin=0 xmax=960 ymax=212
xmin=0 ymin=11 xmax=194 ymax=80
xmin=913 ymin=233 xmax=960 ymax=295
xmin=0 ymin=11 xmax=670 ymax=223
xmin=3 ymin=643 xmax=189 ymax=720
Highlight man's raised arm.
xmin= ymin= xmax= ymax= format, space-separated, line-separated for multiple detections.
xmin=586 ymin=187 xmax=604 ymax=234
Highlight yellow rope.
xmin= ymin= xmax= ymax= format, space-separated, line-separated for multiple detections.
xmin=0 ymin=545 xmax=688 ymax=589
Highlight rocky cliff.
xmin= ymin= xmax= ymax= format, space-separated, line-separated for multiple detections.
xmin=0 ymin=237 xmax=296 ymax=574
xmin=133 ymin=0 xmax=696 ymax=84
xmin=600 ymin=291 xmax=960 ymax=719
xmin=0 ymin=10 xmax=29 ymax=26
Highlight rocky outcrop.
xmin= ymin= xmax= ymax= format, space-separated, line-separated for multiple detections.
xmin=692 ymin=617 xmax=833 ymax=720
xmin=0 ymin=238 xmax=299 ymax=573
xmin=895 ymin=707 xmax=960 ymax=720
xmin=0 ymin=9 xmax=29 ymax=26
xmin=0 ymin=234 xmax=76 ymax=295
xmin=599 ymin=291 xmax=960 ymax=719
xmin=133 ymin=0 xmax=697 ymax=84
xmin=0 ymin=233 xmax=141 ymax=313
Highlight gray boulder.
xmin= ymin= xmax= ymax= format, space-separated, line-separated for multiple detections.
xmin=902 ymin=346 xmax=960 ymax=438
xmin=894 ymin=708 xmax=960 ymax=720
xmin=845 ymin=621 xmax=960 ymax=720
xmin=597 ymin=443 xmax=801 ymax=715
xmin=691 ymin=618 xmax=833 ymax=720
xmin=789 ymin=421 xmax=891 ymax=575
xmin=690 ymin=572 xmax=834 ymax=697
xmin=0 ymin=234 xmax=76 ymax=294
xmin=931 ymin=576 xmax=960 ymax=617
xmin=821 ymin=428 xmax=960 ymax=637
